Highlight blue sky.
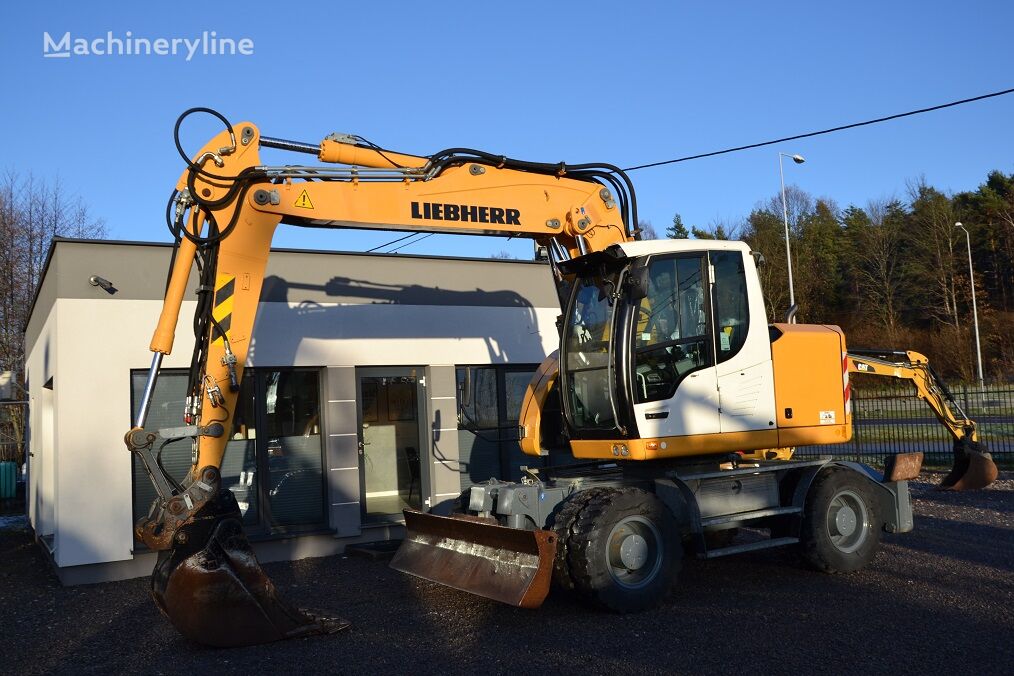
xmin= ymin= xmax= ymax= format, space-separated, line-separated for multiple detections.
xmin=3 ymin=2 xmax=1012 ymax=259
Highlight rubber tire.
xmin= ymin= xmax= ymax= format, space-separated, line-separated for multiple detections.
xmin=800 ymin=468 xmax=881 ymax=573
xmin=550 ymin=487 xmax=610 ymax=591
xmin=567 ymin=487 xmax=681 ymax=612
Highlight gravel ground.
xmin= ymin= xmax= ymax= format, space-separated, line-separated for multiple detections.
xmin=1 ymin=471 xmax=1011 ymax=676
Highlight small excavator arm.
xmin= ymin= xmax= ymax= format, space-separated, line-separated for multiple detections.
xmin=125 ymin=109 xmax=637 ymax=647
xmin=846 ymin=349 xmax=998 ymax=490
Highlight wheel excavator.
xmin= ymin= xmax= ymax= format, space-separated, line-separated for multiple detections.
xmin=126 ymin=108 xmax=998 ymax=647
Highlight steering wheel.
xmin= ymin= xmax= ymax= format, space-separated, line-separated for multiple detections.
xmin=636 ymin=306 xmax=660 ymax=340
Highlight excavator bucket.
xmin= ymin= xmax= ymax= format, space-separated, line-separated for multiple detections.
xmin=150 ymin=490 xmax=350 ymax=648
xmin=390 ymin=510 xmax=557 ymax=608
xmin=938 ymin=440 xmax=999 ymax=491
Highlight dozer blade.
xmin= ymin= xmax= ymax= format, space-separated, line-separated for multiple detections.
xmin=390 ymin=510 xmax=556 ymax=609
xmin=151 ymin=490 xmax=349 ymax=648
xmin=938 ymin=441 xmax=999 ymax=491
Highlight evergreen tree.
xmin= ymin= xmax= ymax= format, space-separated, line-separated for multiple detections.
xmin=666 ymin=213 xmax=689 ymax=239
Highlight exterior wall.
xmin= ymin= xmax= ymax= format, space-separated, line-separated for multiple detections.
xmin=250 ymin=302 xmax=555 ymax=367
xmin=322 ymin=366 xmax=361 ymax=537
xmin=49 ymin=298 xmax=197 ymax=568
xmin=24 ymin=240 xmax=560 ymax=582
xmin=426 ymin=365 xmax=463 ymax=510
xmin=25 ymin=306 xmax=57 ymax=543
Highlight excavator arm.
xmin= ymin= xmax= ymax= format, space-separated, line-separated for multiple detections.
xmin=125 ymin=109 xmax=637 ymax=647
xmin=846 ymin=349 xmax=998 ymax=490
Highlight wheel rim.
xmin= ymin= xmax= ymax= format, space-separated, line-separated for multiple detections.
xmin=824 ymin=489 xmax=870 ymax=554
xmin=605 ymin=515 xmax=663 ymax=589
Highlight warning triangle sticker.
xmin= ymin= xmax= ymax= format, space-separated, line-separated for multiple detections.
xmin=294 ymin=189 xmax=314 ymax=209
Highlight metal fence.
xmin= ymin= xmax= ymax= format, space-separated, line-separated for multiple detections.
xmin=795 ymin=383 xmax=1014 ymax=467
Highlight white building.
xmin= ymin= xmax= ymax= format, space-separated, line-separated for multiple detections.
xmin=24 ymin=239 xmax=560 ymax=584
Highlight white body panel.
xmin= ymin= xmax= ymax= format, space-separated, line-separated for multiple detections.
xmin=623 ymin=238 xmax=776 ymax=438
xmin=633 ymin=368 xmax=720 ymax=437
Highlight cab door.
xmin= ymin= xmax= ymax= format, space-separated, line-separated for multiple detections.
xmin=630 ymin=253 xmax=720 ymax=438
xmin=710 ymin=250 xmax=777 ymax=434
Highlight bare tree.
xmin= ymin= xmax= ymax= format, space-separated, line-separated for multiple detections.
xmin=907 ymin=178 xmax=961 ymax=327
xmin=0 ymin=171 xmax=106 ymax=465
xmin=851 ymin=198 xmax=906 ymax=340
xmin=637 ymin=219 xmax=658 ymax=240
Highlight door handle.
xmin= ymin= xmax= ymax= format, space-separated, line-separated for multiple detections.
xmin=645 ymin=410 xmax=669 ymax=420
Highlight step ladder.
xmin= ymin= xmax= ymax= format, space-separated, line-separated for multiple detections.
xmin=698 ymin=506 xmax=801 ymax=559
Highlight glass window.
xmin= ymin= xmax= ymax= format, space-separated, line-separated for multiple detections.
xmin=711 ymin=251 xmax=750 ymax=363
xmin=633 ymin=255 xmax=712 ymax=403
xmin=456 ymin=365 xmax=539 ymax=487
xmin=504 ymin=370 xmax=534 ymax=424
xmin=130 ymin=372 xmax=192 ymax=527
xmin=564 ymin=272 xmax=620 ymax=431
xmin=131 ymin=368 xmax=324 ymax=539
xmin=456 ymin=367 xmax=498 ymax=429
xmin=262 ymin=370 xmax=324 ymax=528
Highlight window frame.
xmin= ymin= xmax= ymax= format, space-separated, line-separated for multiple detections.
xmin=129 ymin=366 xmax=328 ymax=546
xmin=629 ymin=253 xmax=716 ymax=404
xmin=709 ymin=250 xmax=751 ymax=365
xmin=455 ymin=363 xmax=541 ymax=481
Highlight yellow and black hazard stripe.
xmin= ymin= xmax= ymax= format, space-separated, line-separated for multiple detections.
xmin=211 ymin=273 xmax=235 ymax=345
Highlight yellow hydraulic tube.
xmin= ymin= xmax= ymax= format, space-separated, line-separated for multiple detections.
xmin=318 ymin=139 xmax=428 ymax=169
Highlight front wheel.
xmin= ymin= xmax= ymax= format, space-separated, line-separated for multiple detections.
xmin=800 ymin=468 xmax=881 ymax=573
xmin=566 ymin=487 xmax=681 ymax=612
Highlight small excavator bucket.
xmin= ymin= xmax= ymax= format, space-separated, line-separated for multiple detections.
xmin=938 ymin=440 xmax=999 ymax=491
xmin=391 ymin=510 xmax=557 ymax=608
xmin=150 ymin=491 xmax=349 ymax=648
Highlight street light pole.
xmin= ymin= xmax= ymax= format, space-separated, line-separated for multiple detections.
xmin=779 ymin=152 xmax=805 ymax=322
xmin=955 ymin=222 xmax=985 ymax=388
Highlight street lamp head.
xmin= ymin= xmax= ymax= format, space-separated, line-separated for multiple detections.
xmin=954 ymin=222 xmax=963 ymax=229
xmin=791 ymin=154 xmax=805 ymax=164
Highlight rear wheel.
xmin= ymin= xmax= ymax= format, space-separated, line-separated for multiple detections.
xmin=567 ymin=487 xmax=681 ymax=611
xmin=800 ymin=468 xmax=881 ymax=573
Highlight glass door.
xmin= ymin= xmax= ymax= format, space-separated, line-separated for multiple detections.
xmin=357 ymin=368 xmax=425 ymax=524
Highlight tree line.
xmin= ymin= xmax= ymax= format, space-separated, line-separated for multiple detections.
xmin=645 ymin=170 xmax=1014 ymax=383
xmin=0 ymin=172 xmax=106 ymax=462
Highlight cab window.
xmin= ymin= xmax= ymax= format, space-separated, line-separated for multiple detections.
xmin=710 ymin=251 xmax=749 ymax=363
xmin=632 ymin=255 xmax=712 ymax=403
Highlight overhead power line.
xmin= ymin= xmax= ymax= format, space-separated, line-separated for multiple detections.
xmin=365 ymin=232 xmax=417 ymax=253
xmin=387 ymin=232 xmax=434 ymax=253
xmin=622 ymin=86 xmax=1014 ymax=171
xmin=364 ymin=87 xmax=1013 ymax=253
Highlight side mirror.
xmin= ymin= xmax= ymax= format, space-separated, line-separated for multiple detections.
xmin=750 ymin=250 xmax=766 ymax=267
xmin=628 ymin=261 xmax=650 ymax=300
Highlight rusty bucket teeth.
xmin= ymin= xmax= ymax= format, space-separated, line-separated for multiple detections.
xmin=391 ymin=510 xmax=556 ymax=609
xmin=152 ymin=490 xmax=349 ymax=648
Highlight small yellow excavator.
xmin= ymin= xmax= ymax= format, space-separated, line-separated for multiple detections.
xmin=845 ymin=349 xmax=998 ymax=491
xmin=126 ymin=108 xmax=997 ymax=647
